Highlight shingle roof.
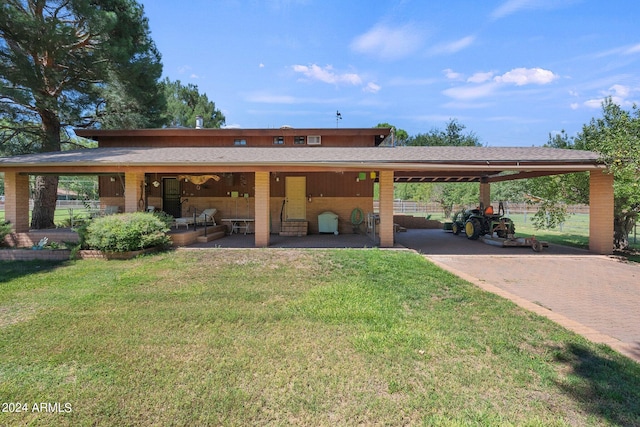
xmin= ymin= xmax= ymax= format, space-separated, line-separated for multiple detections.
xmin=0 ymin=146 xmax=601 ymax=168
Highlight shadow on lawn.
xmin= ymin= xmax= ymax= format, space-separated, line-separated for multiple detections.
xmin=0 ymin=260 xmax=70 ymax=283
xmin=553 ymin=342 xmax=640 ymax=425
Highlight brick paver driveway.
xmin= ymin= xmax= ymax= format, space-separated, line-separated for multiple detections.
xmin=396 ymin=229 xmax=640 ymax=363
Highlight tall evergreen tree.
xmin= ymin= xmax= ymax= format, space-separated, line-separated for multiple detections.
xmin=161 ymin=78 xmax=225 ymax=128
xmin=0 ymin=0 xmax=164 ymax=228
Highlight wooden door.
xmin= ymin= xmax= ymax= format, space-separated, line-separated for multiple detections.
xmin=285 ymin=176 xmax=306 ymax=220
xmin=162 ymin=178 xmax=181 ymax=218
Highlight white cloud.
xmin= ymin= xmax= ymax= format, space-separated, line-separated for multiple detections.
xmin=430 ymin=35 xmax=476 ymax=55
xmin=350 ymin=23 xmax=424 ymax=60
xmin=590 ymin=42 xmax=640 ymax=59
xmin=364 ymin=82 xmax=381 ymax=93
xmin=584 ymin=98 xmax=604 ymax=109
xmin=490 ymin=0 xmax=566 ymax=20
xmin=292 ymin=64 xmax=362 ymax=85
xmin=491 ymin=0 xmax=537 ymax=19
xmin=582 ymin=84 xmax=638 ymax=109
xmin=610 ymin=84 xmax=630 ymax=97
xmin=442 ymin=67 xmax=558 ymax=101
xmin=467 ymin=71 xmax=494 ymax=83
xmin=493 ymin=67 xmax=558 ymax=85
xmin=625 ymin=43 xmax=640 ymax=54
xmin=443 ymin=68 xmax=464 ymax=80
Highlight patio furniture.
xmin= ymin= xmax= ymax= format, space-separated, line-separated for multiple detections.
xmin=174 ymin=208 xmax=217 ymax=229
xmin=222 ymin=218 xmax=255 ymax=235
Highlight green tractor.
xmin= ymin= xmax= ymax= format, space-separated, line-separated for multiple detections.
xmin=452 ymin=202 xmax=515 ymax=240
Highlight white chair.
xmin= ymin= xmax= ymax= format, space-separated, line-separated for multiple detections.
xmin=196 ymin=208 xmax=217 ymax=226
xmin=174 ymin=208 xmax=217 ymax=229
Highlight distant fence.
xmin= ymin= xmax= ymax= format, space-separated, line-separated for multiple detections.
xmin=0 ymin=200 xmax=100 ymax=210
xmin=373 ymin=200 xmax=590 ymax=216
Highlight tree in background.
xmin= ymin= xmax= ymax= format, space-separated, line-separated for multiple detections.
xmin=577 ymin=99 xmax=639 ymax=250
xmin=528 ymin=99 xmax=639 ymax=250
xmin=406 ymin=119 xmax=482 ymax=147
xmin=403 ymin=119 xmax=482 ymax=216
xmin=375 ymin=122 xmax=408 ymax=145
xmin=522 ymin=130 xmax=590 ymax=229
xmin=162 ymin=78 xmax=225 ymax=128
xmin=0 ymin=0 xmax=164 ymax=228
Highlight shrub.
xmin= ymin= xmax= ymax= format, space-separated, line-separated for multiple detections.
xmin=0 ymin=221 xmax=12 ymax=247
xmin=152 ymin=210 xmax=175 ymax=228
xmin=85 ymin=212 xmax=170 ymax=252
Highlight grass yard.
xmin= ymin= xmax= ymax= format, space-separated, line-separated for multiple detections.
xmin=1 ymin=250 xmax=639 ymax=426
xmin=0 ymin=207 xmax=93 ymax=227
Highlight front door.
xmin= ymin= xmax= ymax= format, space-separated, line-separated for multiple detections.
xmin=163 ymin=178 xmax=181 ymax=218
xmin=285 ymin=176 xmax=306 ymax=220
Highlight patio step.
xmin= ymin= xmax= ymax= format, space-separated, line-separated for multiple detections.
xmin=280 ymin=221 xmax=308 ymax=237
xmin=196 ymin=231 xmax=226 ymax=243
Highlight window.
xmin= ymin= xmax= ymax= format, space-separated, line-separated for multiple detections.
xmin=234 ymin=139 xmax=247 ymax=146
xmin=273 ymin=136 xmax=284 ymax=145
xmin=294 ymin=136 xmax=306 ymax=145
xmin=307 ymin=135 xmax=321 ymax=145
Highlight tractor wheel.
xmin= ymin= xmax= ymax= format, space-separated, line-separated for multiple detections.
xmin=494 ymin=218 xmax=515 ymax=238
xmin=504 ymin=218 xmax=515 ymax=236
xmin=465 ymin=218 xmax=482 ymax=240
xmin=452 ymin=222 xmax=461 ymax=235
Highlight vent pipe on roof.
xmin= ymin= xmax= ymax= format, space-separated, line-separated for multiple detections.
xmin=195 ymin=116 xmax=204 ymax=129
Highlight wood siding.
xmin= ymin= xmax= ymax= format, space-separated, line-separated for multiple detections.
xmin=90 ymin=129 xmax=387 ymax=148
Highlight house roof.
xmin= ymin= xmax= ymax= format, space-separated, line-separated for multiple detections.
xmin=0 ymin=146 xmax=604 ymax=183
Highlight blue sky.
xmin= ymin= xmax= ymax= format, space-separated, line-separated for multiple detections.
xmin=140 ymin=0 xmax=640 ymax=146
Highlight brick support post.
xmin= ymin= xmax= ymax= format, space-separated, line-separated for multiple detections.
xmin=254 ymin=171 xmax=270 ymax=247
xmin=124 ymin=172 xmax=145 ymax=213
xmin=589 ymin=170 xmax=614 ymax=254
xmin=4 ymin=172 xmax=30 ymax=232
xmin=379 ymin=170 xmax=394 ymax=247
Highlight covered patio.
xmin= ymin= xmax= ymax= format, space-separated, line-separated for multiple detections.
xmin=1 ymin=144 xmax=613 ymax=254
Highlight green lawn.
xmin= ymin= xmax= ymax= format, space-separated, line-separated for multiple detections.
xmin=1 ymin=250 xmax=639 ymax=426
xmin=0 ymin=207 xmax=93 ymax=227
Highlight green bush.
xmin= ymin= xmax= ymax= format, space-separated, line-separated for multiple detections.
xmin=85 ymin=212 xmax=171 ymax=252
xmin=0 ymin=221 xmax=12 ymax=247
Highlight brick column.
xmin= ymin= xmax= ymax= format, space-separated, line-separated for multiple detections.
xmin=589 ymin=170 xmax=614 ymax=254
xmin=4 ymin=171 xmax=30 ymax=232
xmin=254 ymin=171 xmax=270 ymax=247
xmin=124 ymin=172 xmax=145 ymax=213
xmin=379 ymin=170 xmax=394 ymax=247
xmin=479 ymin=181 xmax=491 ymax=209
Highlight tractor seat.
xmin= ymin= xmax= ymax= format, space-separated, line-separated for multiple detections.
xmin=484 ymin=206 xmax=494 ymax=215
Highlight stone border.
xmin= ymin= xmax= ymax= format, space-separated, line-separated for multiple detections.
xmin=0 ymin=249 xmax=71 ymax=261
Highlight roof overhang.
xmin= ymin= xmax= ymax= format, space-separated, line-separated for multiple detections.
xmin=0 ymin=146 xmax=605 ymax=182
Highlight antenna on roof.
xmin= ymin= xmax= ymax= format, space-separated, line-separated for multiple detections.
xmin=336 ymin=110 xmax=342 ymax=128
